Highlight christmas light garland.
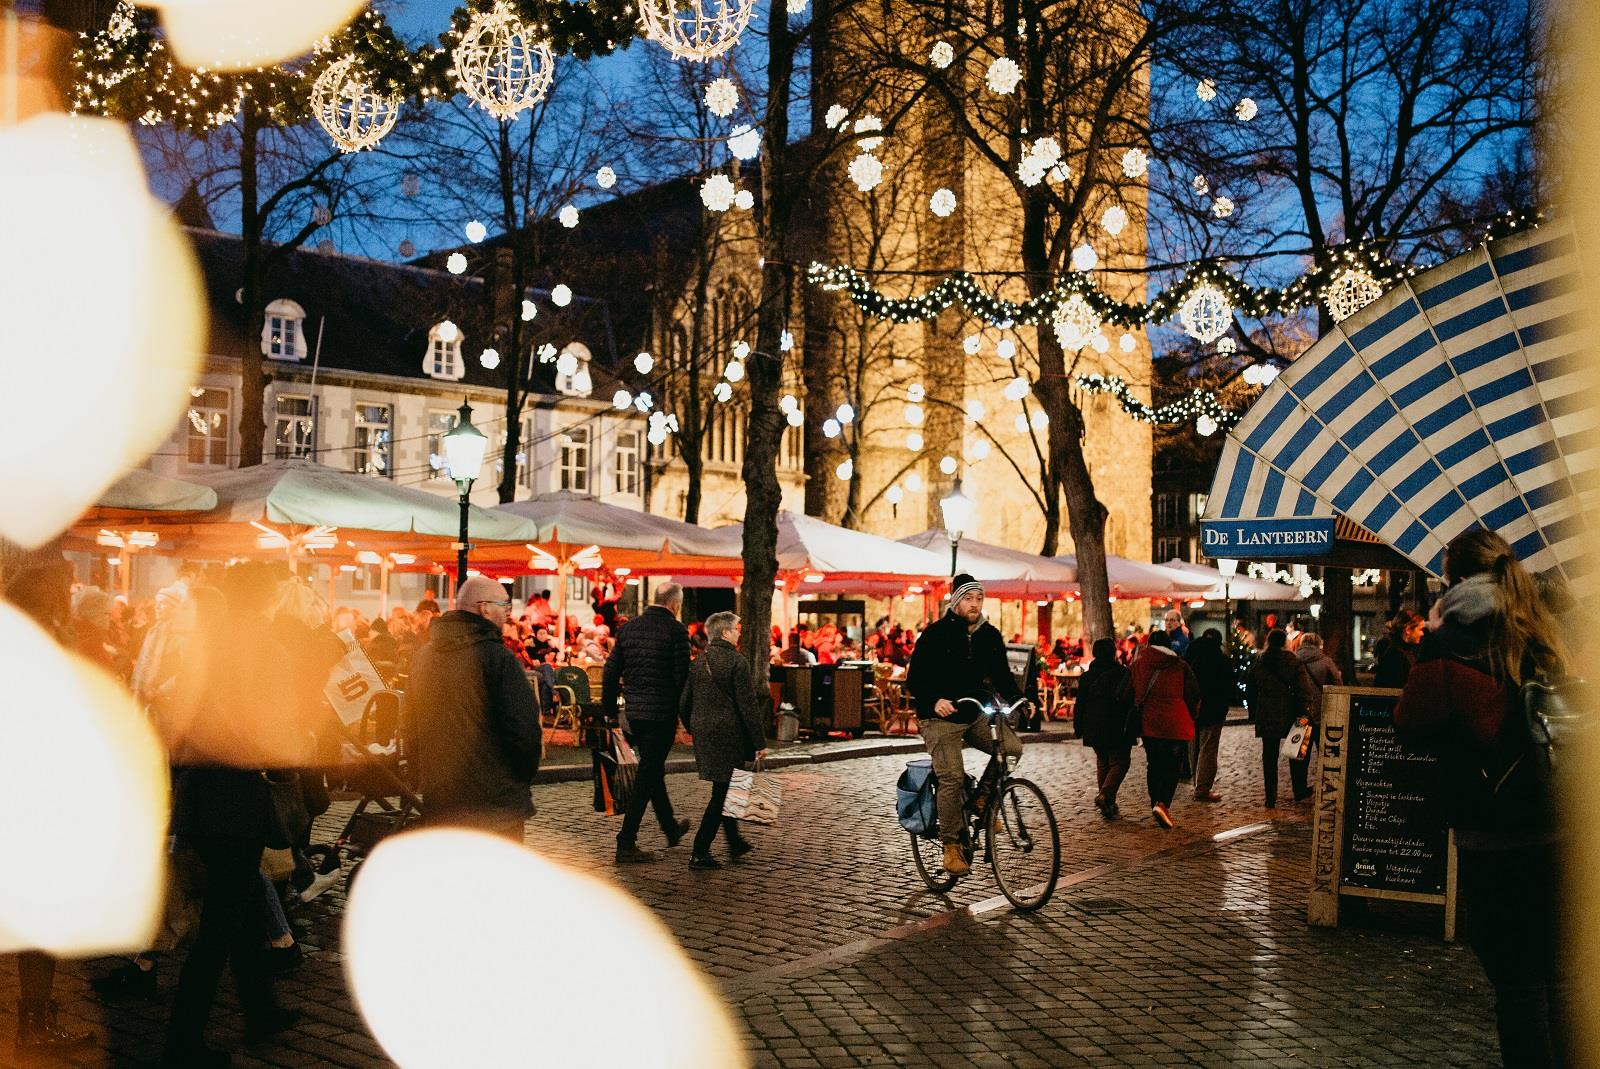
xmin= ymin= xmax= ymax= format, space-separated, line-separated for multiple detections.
xmin=1074 ymin=373 xmax=1242 ymax=434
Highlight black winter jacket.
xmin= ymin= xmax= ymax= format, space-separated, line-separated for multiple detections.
xmin=602 ymin=605 xmax=691 ymax=722
xmin=907 ymin=613 xmax=1021 ymax=724
xmin=405 ymin=610 xmax=542 ymax=826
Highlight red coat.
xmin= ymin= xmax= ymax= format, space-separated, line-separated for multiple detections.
xmin=1129 ymin=646 xmax=1200 ymax=741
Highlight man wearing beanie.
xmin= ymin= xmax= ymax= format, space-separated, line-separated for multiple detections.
xmin=406 ymin=576 xmax=542 ymax=839
xmin=907 ymin=574 xmax=1025 ymax=876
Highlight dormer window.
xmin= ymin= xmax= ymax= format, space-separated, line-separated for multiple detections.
xmin=425 ymin=320 xmax=464 ymax=381
xmin=262 ymin=299 xmax=307 ymax=361
xmin=555 ymin=342 xmax=593 ymax=397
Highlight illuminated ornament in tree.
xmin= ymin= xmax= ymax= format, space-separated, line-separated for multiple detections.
xmin=836 ymin=459 xmax=853 ymax=481
xmin=465 ymin=220 xmax=487 ymax=242
xmin=446 ymin=253 xmax=468 ymax=275
xmin=787 ymin=0 xmax=807 ymax=12
xmin=310 ymin=56 xmax=401 ymax=154
xmin=906 ymin=432 xmax=924 ymax=451
xmin=555 ymin=350 xmax=579 ymax=377
xmin=1212 ymin=196 xmax=1234 ymax=219
xmin=1003 ymin=377 xmax=1030 ymax=401
xmin=930 ymin=40 xmax=954 ymax=68
xmin=1196 ymin=78 xmax=1217 ymax=102
xmin=734 ymin=189 xmax=754 ymax=211
xmin=1049 ymin=163 xmax=1070 ymax=183
xmin=780 ymin=394 xmax=799 ymax=414
xmin=1260 ymin=364 xmax=1281 ymax=384
xmin=700 ymin=174 xmax=737 ymax=212
xmin=886 ymin=484 xmax=904 ymax=504
xmin=613 ymin=390 xmax=632 ymax=409
xmin=1216 ymin=336 xmax=1238 ymax=355
xmin=1100 ymin=205 xmax=1128 ymax=236
xmin=634 ymin=352 xmax=655 ymax=374
xmin=1119 ymin=332 xmax=1136 ymax=352
xmin=1323 ymin=266 xmax=1384 ymax=322
xmin=930 ymin=188 xmax=957 ymax=217
xmin=453 ymin=2 xmax=555 ymax=121
xmin=107 ymin=0 xmax=136 ymax=41
xmin=148 ymin=0 xmax=366 ymax=70
xmin=971 ymin=439 xmax=991 ymax=460
xmin=1179 ymin=284 xmax=1232 ymax=344
xmin=640 ymin=0 xmax=755 ymax=62
xmin=938 ymin=456 xmax=957 ymax=475
xmin=962 ymin=335 xmax=981 ymax=355
xmin=1091 ymin=332 xmax=1110 ymax=354
xmin=985 ymin=57 xmax=1022 ymax=95
xmin=521 ymin=300 xmax=537 ymax=321
xmin=724 ymin=360 xmax=745 ymax=382
xmin=907 ymin=383 xmax=926 ymax=402
xmin=728 ymin=124 xmax=760 ymax=160
xmin=1192 ymin=174 xmax=1209 ymax=196
xmin=550 ymin=284 xmax=572 ymax=307
xmin=786 ymin=409 xmax=804 ymax=427
xmin=479 ymin=348 xmax=500 ymax=369
xmin=906 ymin=472 xmax=924 ymax=492
xmin=1196 ymin=414 xmax=1218 ymax=437
xmin=848 ymin=153 xmax=884 ymax=192
xmin=559 ymin=204 xmax=580 ymax=228
xmin=399 ymin=240 xmax=416 ymax=258
xmin=996 ymin=338 xmax=1016 ymax=359
xmin=633 ymin=392 xmax=652 ymax=412
xmin=964 ymin=399 xmax=985 ymax=421
xmin=704 ymin=78 xmax=739 ymax=117
xmin=1030 ymin=409 xmax=1048 ymax=430
xmin=1013 ymin=414 xmax=1028 ymax=433
xmin=1070 ymin=243 xmax=1098 ymax=271
xmin=853 ymin=115 xmax=884 ymax=151
xmin=537 ymin=342 xmax=557 ymax=361
xmin=824 ymin=104 xmax=848 ymax=130
xmin=1052 ymin=294 xmax=1101 ymax=352
xmin=1235 ymin=97 xmax=1258 ymax=121
xmin=905 ymin=403 xmax=925 ymax=426
xmin=823 ymin=419 xmax=841 ymax=438
xmin=732 ymin=340 xmax=751 ymax=360
xmin=1120 ymin=148 xmax=1148 ymax=179
xmin=836 ymin=403 xmax=855 ymax=425
xmin=713 ymin=382 xmax=733 ymax=403
xmin=596 ymin=166 xmax=617 ymax=189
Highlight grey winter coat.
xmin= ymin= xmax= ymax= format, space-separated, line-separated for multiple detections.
xmin=1246 ymin=648 xmax=1316 ymax=739
xmin=1294 ymin=646 xmax=1342 ymax=722
xmin=680 ymin=639 xmax=768 ymax=784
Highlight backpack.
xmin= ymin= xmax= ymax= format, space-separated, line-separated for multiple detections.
xmin=1499 ymin=677 xmax=1593 ymax=810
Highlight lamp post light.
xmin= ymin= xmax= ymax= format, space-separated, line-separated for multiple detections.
xmin=938 ymin=478 xmax=976 ymax=576
xmin=441 ymin=399 xmax=488 ymax=592
xmin=1217 ymin=557 xmax=1238 ymax=649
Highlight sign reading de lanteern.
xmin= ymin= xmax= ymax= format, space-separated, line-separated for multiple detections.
xmin=1200 ymin=518 xmax=1334 ymax=557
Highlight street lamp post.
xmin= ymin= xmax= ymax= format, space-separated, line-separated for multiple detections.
xmin=939 ymin=478 xmax=976 ymax=576
xmin=441 ymin=399 xmax=488 ymax=593
xmin=1217 ymin=557 xmax=1238 ymax=649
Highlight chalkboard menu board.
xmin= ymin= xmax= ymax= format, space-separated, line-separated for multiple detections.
xmin=1339 ymin=691 xmax=1449 ymax=896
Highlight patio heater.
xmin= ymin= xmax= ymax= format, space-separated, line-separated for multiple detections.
xmin=939 ymin=478 xmax=976 ymax=576
xmin=1217 ymin=557 xmax=1238 ymax=648
xmin=442 ymin=400 xmax=488 ymax=592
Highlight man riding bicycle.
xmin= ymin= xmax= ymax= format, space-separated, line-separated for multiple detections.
xmin=907 ymin=573 xmax=1025 ymax=875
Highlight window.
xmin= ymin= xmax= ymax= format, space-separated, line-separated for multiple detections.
xmin=262 ymin=299 xmax=307 ymax=361
xmin=493 ymin=425 xmax=528 ymax=488
xmin=425 ymin=409 xmax=455 ymax=480
xmin=274 ymin=393 xmax=315 ymax=459
xmin=187 ymin=387 xmax=229 ymax=467
xmin=558 ymin=426 xmax=590 ymax=492
xmin=424 ymin=323 xmax=464 ymax=381
xmin=615 ymin=430 xmax=640 ymax=496
xmin=555 ymin=343 xmax=594 ymax=397
xmin=1153 ymin=492 xmax=1187 ymax=529
xmin=1156 ymin=537 xmax=1189 ymax=563
xmin=354 ymin=402 xmax=392 ymax=477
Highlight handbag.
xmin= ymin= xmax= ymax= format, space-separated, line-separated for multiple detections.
xmin=1280 ymin=718 xmax=1312 ymax=761
xmin=262 ymin=769 xmax=311 ymax=850
xmin=598 ymin=727 xmax=639 ymax=816
xmin=723 ymin=759 xmax=781 ymax=825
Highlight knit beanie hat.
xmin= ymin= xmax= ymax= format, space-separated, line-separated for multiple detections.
xmin=949 ymin=573 xmax=984 ymax=604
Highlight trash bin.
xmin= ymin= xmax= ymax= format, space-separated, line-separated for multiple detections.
xmin=776 ymin=705 xmax=800 ymax=743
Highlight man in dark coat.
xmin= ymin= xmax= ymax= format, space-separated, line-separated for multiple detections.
xmin=406 ymin=575 xmax=541 ymax=840
xmin=907 ymin=574 xmax=1024 ymax=876
xmin=1246 ymin=628 xmax=1316 ymax=806
xmin=1185 ymin=630 xmax=1235 ymax=804
xmin=602 ymin=582 xmax=692 ymax=863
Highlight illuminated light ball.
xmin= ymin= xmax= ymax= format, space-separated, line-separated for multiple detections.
xmin=732 ymin=340 xmax=751 ymax=360
xmin=1051 ymin=293 xmax=1101 ymax=352
xmin=453 ymin=2 xmax=556 ymax=120
xmin=1028 ymin=137 xmax=1062 ymax=167
xmin=853 ymin=115 xmax=884 ymax=151
xmin=1030 ymin=409 xmax=1049 ymax=430
xmin=1196 ymin=78 xmax=1217 ymax=102
xmin=906 ymin=472 xmax=924 ymax=493
xmin=1235 ymin=97 xmax=1258 ymax=121
xmin=836 ymin=403 xmax=855 ymax=425
xmin=550 ymin=284 xmax=572 ymax=307
xmin=713 ymin=382 xmax=733 ymax=403
xmin=1013 ymin=413 xmax=1029 ymax=433
xmin=1049 ymin=163 xmax=1070 ymax=183
xmin=1179 ymin=284 xmax=1231 ymax=345
xmin=723 ymin=360 xmax=745 ymax=382
xmin=930 ymin=188 xmax=957 ymax=218
xmin=787 ymin=0 xmax=807 ymax=13
xmin=1242 ymin=364 xmax=1263 ymax=386
xmin=996 ymin=338 xmax=1017 ymax=360
xmin=848 ymin=153 xmax=884 ymax=192
xmin=555 ymin=350 xmax=579 ymax=377
xmin=835 ymin=459 xmax=853 ymax=481
xmin=1120 ymin=148 xmax=1148 ymax=179
xmin=1196 ymin=414 xmax=1218 ymax=437
xmin=436 ymin=320 xmax=460 ymax=344
xmin=572 ymin=367 xmax=592 ymax=395
xmin=479 ymin=348 xmax=500 ymax=370
xmin=962 ymin=335 xmax=981 ymax=355
xmin=1071 ymin=243 xmax=1098 ymax=272
xmin=1091 ymin=333 xmax=1110 ymax=354
xmin=939 ymin=455 xmax=958 ymax=476
xmin=647 ymin=426 xmax=669 ymax=446
xmin=965 ymin=399 xmax=986 ymax=421
xmin=536 ymin=342 xmax=557 ymax=362
xmin=786 ymin=409 xmax=804 ymax=427
xmin=1193 ymin=174 xmax=1209 ymax=196
xmin=559 ymin=204 xmax=580 ymax=228
xmin=823 ymin=418 xmax=841 ymax=439
xmin=700 ymin=174 xmax=736 ymax=212
xmin=734 ymin=189 xmax=755 ymax=211
xmin=149 ymin=0 xmax=366 ymax=70
xmin=971 ymin=439 xmax=991 ymax=460
xmin=985 ymin=56 xmax=1022 ymax=95
xmin=521 ymin=299 xmax=537 ymax=321
xmin=704 ymin=78 xmax=739 ymax=117
xmin=343 ymin=830 xmax=743 ymax=1069
xmin=633 ymin=392 xmax=653 ymax=412
xmin=728 ymin=124 xmax=761 ymax=160
xmin=398 ymin=239 xmax=416 ymax=258
xmin=904 ymin=403 xmax=925 ymax=426
xmin=1003 ymin=377 xmax=1030 ymax=402
xmin=1259 ymin=364 xmax=1281 ymax=384
xmin=1212 ymin=196 xmax=1234 ymax=219
xmin=780 ymin=330 xmax=795 ymax=352
xmin=1101 ymin=205 xmax=1128 ymax=236
xmin=465 ymin=220 xmax=487 ymax=243
xmin=906 ymin=432 xmax=924 ymax=452
xmin=885 ymin=484 xmax=904 ymax=505
xmin=781 ymin=394 xmax=799 ymax=414
xmin=907 ymin=383 xmax=926 ymax=402
xmin=1216 ymin=336 xmax=1238 ymax=355
xmin=446 ymin=252 xmax=468 ymax=275
xmin=640 ymin=0 xmax=755 ymax=62
xmin=824 ymin=104 xmax=848 ymax=130
xmin=1119 ymin=332 xmax=1137 ymax=353
xmin=1323 ymin=266 xmax=1384 ymax=322
xmin=634 ymin=352 xmax=655 ymax=374
xmin=596 ymin=166 xmax=617 ymax=188
xmin=613 ymin=390 xmax=633 ymax=410
xmin=929 ymin=40 xmax=954 ymax=69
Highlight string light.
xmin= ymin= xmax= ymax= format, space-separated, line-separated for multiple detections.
xmin=310 ymin=56 xmax=400 ymax=153
xmin=1076 ymin=373 xmax=1244 ymax=431
xmin=639 ymin=0 xmax=755 ymax=62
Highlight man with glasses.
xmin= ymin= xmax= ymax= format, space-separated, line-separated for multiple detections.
xmin=406 ymin=575 xmax=542 ymax=840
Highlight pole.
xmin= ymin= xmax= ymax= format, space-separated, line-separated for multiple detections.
xmin=949 ymin=536 xmax=959 ymax=576
xmin=1223 ymin=580 xmax=1232 ymax=653
xmin=455 ymin=483 xmax=470 ymax=592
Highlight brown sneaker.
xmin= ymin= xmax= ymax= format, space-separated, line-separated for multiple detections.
xmin=941 ymin=843 xmax=970 ymax=876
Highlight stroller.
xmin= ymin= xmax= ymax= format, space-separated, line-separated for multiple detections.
xmin=321 ymin=688 xmax=424 ymax=888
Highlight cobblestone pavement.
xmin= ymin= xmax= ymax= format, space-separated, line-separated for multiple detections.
xmin=0 ymin=726 xmax=1496 ymax=1068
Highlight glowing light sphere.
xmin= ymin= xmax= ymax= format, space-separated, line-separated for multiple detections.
xmin=986 ymin=56 xmax=1022 ymax=95
xmin=1323 ymin=266 xmax=1384 ymax=322
xmin=149 ymin=0 xmax=365 ymax=70
xmin=1193 ymin=174 xmax=1209 ymax=196
xmin=971 ymin=439 xmax=991 ymax=460
xmin=848 ymin=153 xmax=884 ymax=192
xmin=1216 ymin=336 xmax=1238 ymax=355
xmin=728 ymin=124 xmax=761 ymax=160
xmin=1212 ymin=196 xmax=1234 ymax=219
xmin=1119 ymin=332 xmax=1137 ymax=353
xmin=640 ymin=0 xmax=756 ymax=62
xmin=1179 ymin=284 xmax=1232 ymax=345
xmin=453 ymin=2 xmax=556 ymax=121
xmin=559 ymin=204 xmax=580 ymax=228
xmin=906 ymin=432 xmax=924 ymax=451
xmin=853 ymin=115 xmax=884 ymax=151
xmin=965 ymin=399 xmax=986 ymax=421
xmin=1196 ymin=78 xmax=1217 ymax=101
xmin=780 ymin=394 xmax=798 ymax=413
xmin=836 ymin=403 xmax=856 ymax=425
xmin=906 ymin=472 xmax=924 ymax=492
xmin=311 ymin=56 xmax=401 ymax=154
xmin=1196 ymin=414 xmax=1218 ymax=437
xmin=907 ymin=383 xmax=926 ymax=402
xmin=1121 ymin=148 xmax=1148 ymax=179
xmin=962 ymin=335 xmax=981 ymax=355
xmin=732 ymin=340 xmax=751 ymax=360
xmin=479 ymin=348 xmax=500 ymax=369
xmin=537 ymin=342 xmax=557 ymax=362
xmin=939 ymin=456 xmax=958 ymax=475
xmin=824 ymin=104 xmax=848 ymax=130
xmin=1242 ymin=364 xmax=1263 ymax=386
xmin=930 ymin=41 xmax=954 ymax=68
xmin=634 ymin=352 xmax=655 ymax=374
xmin=905 ymin=403 xmax=925 ymax=427
xmin=712 ymin=382 xmax=733 ymax=403
xmin=1003 ymin=377 xmax=1030 ymax=402
xmin=1052 ymin=293 xmax=1101 ymax=353
xmin=1235 ymin=97 xmax=1258 ymax=121
xmin=822 ymin=419 xmax=841 ymax=439
xmin=555 ymin=350 xmax=579 ymax=377
xmin=465 ymin=220 xmax=488 ymax=243
xmin=1091 ymin=333 xmax=1110 ymax=354
xmin=1071 ymin=243 xmax=1098 ymax=272
xmin=446 ymin=253 xmax=468 ymax=275
xmin=1259 ymin=364 xmax=1281 ymax=384
xmin=597 ymin=166 xmax=617 ymax=189
xmin=436 ymin=320 xmax=461 ymax=344
xmin=724 ymin=360 xmax=745 ymax=382
xmin=1030 ymin=409 xmax=1049 ymax=430
xmin=551 ymin=284 xmax=572 ymax=307
xmin=1049 ymin=163 xmax=1070 ymax=183
xmin=1014 ymin=414 xmax=1029 ymax=433
xmin=835 ymin=459 xmax=854 ymax=481
xmin=613 ymin=390 xmax=633 ymax=409
xmin=786 ymin=409 xmax=804 ymax=427
xmin=703 ymin=77 xmax=739 ymax=117
xmin=886 ymin=484 xmax=904 ymax=505
xmin=521 ymin=300 xmax=537 ymax=321
xmin=701 ymin=174 xmax=736 ymax=212
xmin=930 ymin=188 xmax=957 ymax=217
xmin=1101 ymin=205 xmax=1128 ymax=236
xmin=734 ymin=189 xmax=755 ymax=211
xmin=996 ymin=338 xmax=1017 ymax=360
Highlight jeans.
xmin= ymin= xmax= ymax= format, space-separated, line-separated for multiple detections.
xmin=1193 ymin=724 xmax=1223 ymax=797
xmin=1143 ymin=738 xmax=1187 ymax=807
xmin=921 ymin=716 xmax=1023 ymax=844
xmin=1092 ymin=745 xmax=1131 ymax=805
xmin=1461 ymin=844 xmax=1572 ymax=1068
xmin=1261 ymin=727 xmax=1313 ymax=805
xmin=260 ymin=872 xmax=290 ymax=942
xmin=165 ymin=837 xmax=280 ymax=1057
xmin=691 ymin=779 xmax=747 ymax=857
xmin=617 ymin=718 xmax=680 ymax=849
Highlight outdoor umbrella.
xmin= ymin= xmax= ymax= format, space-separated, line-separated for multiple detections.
xmin=1158 ymin=559 xmax=1303 ymax=601
xmin=898 ymin=530 xmax=1079 ymax=598
xmin=73 ymin=469 xmax=221 ymax=595
xmin=1053 ymin=553 xmax=1217 ymax=599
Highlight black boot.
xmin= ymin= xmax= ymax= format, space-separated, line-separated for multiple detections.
xmin=15 ymin=998 xmax=94 ymax=1054
xmin=91 ymin=958 xmax=159 ymax=1001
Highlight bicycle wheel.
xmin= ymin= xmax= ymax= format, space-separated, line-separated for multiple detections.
xmin=911 ymin=833 xmax=960 ymax=892
xmin=987 ymin=778 xmax=1060 ymax=911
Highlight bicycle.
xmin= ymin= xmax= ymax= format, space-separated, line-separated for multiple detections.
xmin=909 ymin=696 xmax=1062 ymax=911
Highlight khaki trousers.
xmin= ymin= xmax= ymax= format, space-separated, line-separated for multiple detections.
xmin=920 ymin=715 xmax=1023 ymax=844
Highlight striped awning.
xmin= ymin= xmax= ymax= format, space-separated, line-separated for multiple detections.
xmin=1204 ymin=222 xmax=1598 ymax=583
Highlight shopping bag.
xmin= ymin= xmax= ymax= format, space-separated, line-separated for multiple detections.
xmin=1280 ymin=718 xmax=1311 ymax=761
xmin=599 ymin=728 xmax=638 ymax=816
xmin=723 ymin=764 xmax=782 ymax=825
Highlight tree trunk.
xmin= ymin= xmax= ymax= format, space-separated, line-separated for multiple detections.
xmin=497 ymin=120 xmax=528 ymax=504
xmin=237 ymin=100 xmax=265 ymax=469
xmin=1322 ymin=566 xmax=1356 ymax=685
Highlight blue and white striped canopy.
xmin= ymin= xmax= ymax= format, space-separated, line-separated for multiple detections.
xmin=1204 ymin=222 xmax=1597 ymax=583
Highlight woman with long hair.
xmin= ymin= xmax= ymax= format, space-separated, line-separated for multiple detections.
xmin=1395 ymin=529 xmax=1571 ymax=1068
xmin=1374 ymin=608 xmax=1426 ymax=688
